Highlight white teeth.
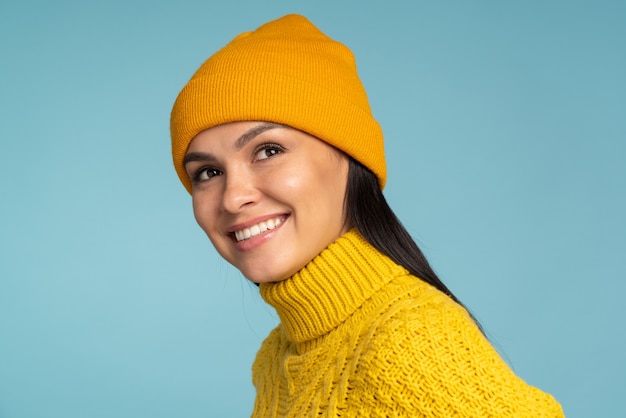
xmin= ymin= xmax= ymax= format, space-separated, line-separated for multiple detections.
xmin=234 ymin=217 xmax=283 ymax=242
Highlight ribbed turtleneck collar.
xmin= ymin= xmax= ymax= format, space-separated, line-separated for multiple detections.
xmin=259 ymin=230 xmax=407 ymax=344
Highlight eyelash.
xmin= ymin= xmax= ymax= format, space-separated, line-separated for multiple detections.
xmin=191 ymin=166 xmax=222 ymax=183
xmin=253 ymin=143 xmax=285 ymax=161
xmin=191 ymin=143 xmax=286 ymax=184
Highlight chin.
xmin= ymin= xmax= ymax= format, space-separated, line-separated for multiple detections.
xmin=243 ymin=268 xmax=294 ymax=285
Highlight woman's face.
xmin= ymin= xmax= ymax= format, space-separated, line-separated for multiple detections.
xmin=184 ymin=121 xmax=351 ymax=284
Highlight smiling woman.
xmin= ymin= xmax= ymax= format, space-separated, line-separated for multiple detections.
xmin=169 ymin=14 xmax=564 ymax=417
xmin=185 ymin=121 xmax=350 ymax=284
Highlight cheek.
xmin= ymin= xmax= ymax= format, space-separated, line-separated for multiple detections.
xmin=192 ymin=196 xmax=228 ymax=256
xmin=282 ymin=160 xmax=347 ymax=211
xmin=267 ymin=162 xmax=315 ymax=198
xmin=192 ymin=194 xmax=218 ymax=231
xmin=314 ymin=156 xmax=349 ymax=198
xmin=280 ymin=172 xmax=310 ymax=195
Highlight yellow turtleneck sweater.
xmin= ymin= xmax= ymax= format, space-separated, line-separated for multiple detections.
xmin=253 ymin=230 xmax=564 ymax=417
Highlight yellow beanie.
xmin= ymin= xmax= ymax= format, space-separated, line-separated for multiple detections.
xmin=170 ymin=14 xmax=386 ymax=193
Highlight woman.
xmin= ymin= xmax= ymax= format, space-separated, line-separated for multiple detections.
xmin=171 ymin=14 xmax=564 ymax=417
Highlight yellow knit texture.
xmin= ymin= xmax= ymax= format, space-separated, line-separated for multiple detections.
xmin=170 ymin=14 xmax=386 ymax=194
xmin=253 ymin=231 xmax=564 ymax=417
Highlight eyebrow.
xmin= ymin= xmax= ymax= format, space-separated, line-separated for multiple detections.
xmin=183 ymin=122 xmax=285 ymax=167
xmin=234 ymin=122 xmax=285 ymax=150
xmin=183 ymin=151 xmax=215 ymax=167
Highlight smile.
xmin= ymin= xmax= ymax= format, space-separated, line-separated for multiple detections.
xmin=233 ymin=216 xmax=285 ymax=242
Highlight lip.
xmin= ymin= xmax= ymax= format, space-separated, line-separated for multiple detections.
xmin=228 ymin=213 xmax=289 ymax=251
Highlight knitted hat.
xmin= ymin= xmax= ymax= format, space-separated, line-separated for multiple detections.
xmin=170 ymin=14 xmax=386 ymax=193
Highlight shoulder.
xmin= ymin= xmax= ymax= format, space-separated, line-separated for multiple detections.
xmin=352 ymin=275 xmax=564 ymax=417
xmin=361 ymin=273 xmax=479 ymax=348
xmin=361 ymin=276 xmax=491 ymax=377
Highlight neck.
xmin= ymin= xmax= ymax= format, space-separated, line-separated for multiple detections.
xmin=259 ymin=230 xmax=407 ymax=343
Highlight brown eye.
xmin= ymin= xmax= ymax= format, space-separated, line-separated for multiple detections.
xmin=193 ymin=167 xmax=222 ymax=183
xmin=254 ymin=144 xmax=285 ymax=161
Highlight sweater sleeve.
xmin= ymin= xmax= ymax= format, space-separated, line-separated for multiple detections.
xmin=350 ymin=293 xmax=564 ymax=418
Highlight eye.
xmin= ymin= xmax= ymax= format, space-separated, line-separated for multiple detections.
xmin=192 ymin=167 xmax=223 ymax=183
xmin=253 ymin=143 xmax=285 ymax=162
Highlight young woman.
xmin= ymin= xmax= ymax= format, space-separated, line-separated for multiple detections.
xmin=170 ymin=14 xmax=564 ymax=417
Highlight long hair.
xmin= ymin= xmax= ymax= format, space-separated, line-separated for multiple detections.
xmin=345 ymin=157 xmax=482 ymax=329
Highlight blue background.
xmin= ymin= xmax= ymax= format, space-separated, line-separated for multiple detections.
xmin=1 ymin=1 xmax=624 ymax=416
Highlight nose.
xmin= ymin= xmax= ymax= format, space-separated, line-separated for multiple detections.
xmin=221 ymin=170 xmax=259 ymax=213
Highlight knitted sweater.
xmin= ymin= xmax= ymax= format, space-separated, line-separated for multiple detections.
xmin=252 ymin=230 xmax=564 ymax=417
